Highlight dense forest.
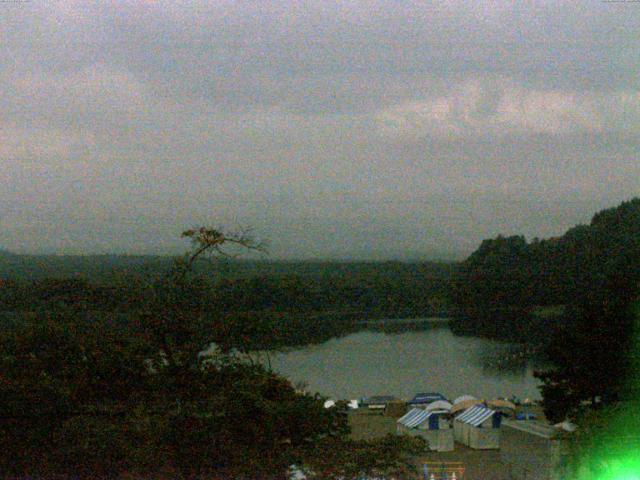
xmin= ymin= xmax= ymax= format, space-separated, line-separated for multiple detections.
xmin=0 ymin=254 xmax=453 ymax=349
xmin=450 ymin=198 xmax=640 ymax=342
xmin=0 ymin=251 xmax=453 ymax=283
xmin=3 ymin=198 xmax=639 ymax=347
xmin=4 ymin=198 xmax=640 ymax=349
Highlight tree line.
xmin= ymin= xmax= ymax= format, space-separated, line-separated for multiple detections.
xmin=1 ymin=260 xmax=453 ymax=350
xmin=451 ymin=199 xmax=640 ymax=338
xmin=3 ymin=198 xmax=639 ymax=476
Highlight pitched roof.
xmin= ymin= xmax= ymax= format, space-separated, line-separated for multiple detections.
xmin=425 ymin=400 xmax=453 ymax=412
xmin=502 ymin=419 xmax=559 ymax=438
xmin=455 ymin=405 xmax=495 ymax=426
xmin=453 ymin=394 xmax=477 ymax=404
xmin=397 ymin=408 xmax=434 ymax=428
xmin=408 ymin=392 xmax=447 ymax=404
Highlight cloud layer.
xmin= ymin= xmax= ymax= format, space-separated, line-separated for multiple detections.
xmin=1 ymin=1 xmax=639 ymax=258
xmin=375 ymin=78 xmax=640 ymax=139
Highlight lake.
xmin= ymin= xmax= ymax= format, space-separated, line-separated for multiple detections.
xmin=261 ymin=319 xmax=545 ymax=401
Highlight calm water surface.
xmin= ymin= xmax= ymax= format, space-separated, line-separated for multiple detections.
xmin=263 ymin=321 xmax=544 ymax=401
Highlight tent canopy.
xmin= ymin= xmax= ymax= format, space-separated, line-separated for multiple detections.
xmin=451 ymin=399 xmax=484 ymax=414
xmin=425 ymin=400 xmax=453 ymax=412
xmin=488 ymin=399 xmax=516 ymax=410
xmin=453 ymin=394 xmax=477 ymax=405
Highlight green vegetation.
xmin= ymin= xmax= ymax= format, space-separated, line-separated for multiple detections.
xmin=451 ymin=198 xmax=640 ymax=338
xmin=0 ymin=228 xmax=427 ymax=479
xmin=0 ymin=254 xmax=453 ymax=349
xmin=452 ymin=198 xmax=640 ymax=426
xmin=564 ymin=400 xmax=640 ymax=479
xmin=567 ymin=302 xmax=640 ymax=480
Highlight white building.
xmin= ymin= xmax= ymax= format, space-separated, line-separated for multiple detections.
xmin=453 ymin=405 xmax=501 ymax=449
xmin=397 ymin=408 xmax=454 ymax=452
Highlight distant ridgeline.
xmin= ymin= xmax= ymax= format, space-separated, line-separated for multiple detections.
xmin=0 ymin=254 xmax=454 ymax=349
xmin=450 ymin=198 xmax=640 ymax=342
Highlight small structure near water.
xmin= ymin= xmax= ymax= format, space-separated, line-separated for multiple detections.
xmin=454 ymin=405 xmax=501 ymax=449
xmin=360 ymin=395 xmax=398 ymax=410
xmin=500 ymin=419 xmax=572 ymax=480
xmin=451 ymin=398 xmax=483 ymax=415
xmin=425 ymin=399 xmax=453 ymax=414
xmin=397 ymin=408 xmax=454 ymax=452
xmin=408 ymin=392 xmax=448 ymax=407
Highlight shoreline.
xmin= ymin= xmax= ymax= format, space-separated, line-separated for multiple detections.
xmin=356 ymin=316 xmax=451 ymax=326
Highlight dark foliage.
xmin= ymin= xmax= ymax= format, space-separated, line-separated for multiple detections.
xmin=452 ymin=198 xmax=640 ymax=420
xmin=1 ymin=261 xmax=453 ymax=350
xmin=0 ymin=229 xmax=427 ymax=479
xmin=451 ymin=198 xmax=640 ymax=341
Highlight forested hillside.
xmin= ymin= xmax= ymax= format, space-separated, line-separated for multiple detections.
xmin=451 ymin=198 xmax=640 ymax=339
xmin=0 ymin=256 xmax=454 ymax=349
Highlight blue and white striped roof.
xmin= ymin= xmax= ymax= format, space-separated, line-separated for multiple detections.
xmin=397 ymin=408 xmax=434 ymax=428
xmin=455 ymin=405 xmax=495 ymax=427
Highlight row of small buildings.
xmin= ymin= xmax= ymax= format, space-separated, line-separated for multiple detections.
xmin=358 ymin=393 xmax=573 ymax=480
xmin=396 ymin=396 xmax=503 ymax=452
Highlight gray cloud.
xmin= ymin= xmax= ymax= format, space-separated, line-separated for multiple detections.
xmin=1 ymin=1 xmax=639 ymax=258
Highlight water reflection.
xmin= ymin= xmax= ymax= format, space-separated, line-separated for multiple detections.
xmin=475 ymin=342 xmax=547 ymax=375
xmin=363 ymin=319 xmax=547 ymax=375
xmin=264 ymin=321 xmax=545 ymax=401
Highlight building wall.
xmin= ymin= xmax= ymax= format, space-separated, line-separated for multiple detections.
xmin=469 ymin=426 xmax=500 ymax=449
xmin=435 ymin=430 xmax=455 ymax=452
xmin=453 ymin=419 xmax=465 ymax=444
xmin=454 ymin=418 xmax=500 ymax=449
xmin=500 ymin=424 xmax=558 ymax=480
xmin=397 ymin=423 xmax=454 ymax=452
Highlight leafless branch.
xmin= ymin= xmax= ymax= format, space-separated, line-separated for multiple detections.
xmin=181 ymin=226 xmax=267 ymax=267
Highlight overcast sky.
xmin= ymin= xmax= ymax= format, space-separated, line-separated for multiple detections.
xmin=1 ymin=1 xmax=639 ymax=259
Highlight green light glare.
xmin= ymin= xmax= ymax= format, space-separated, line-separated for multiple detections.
xmin=578 ymin=450 xmax=640 ymax=480
xmin=598 ymin=458 xmax=640 ymax=480
xmin=598 ymin=461 xmax=640 ymax=480
xmin=574 ymin=303 xmax=640 ymax=480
